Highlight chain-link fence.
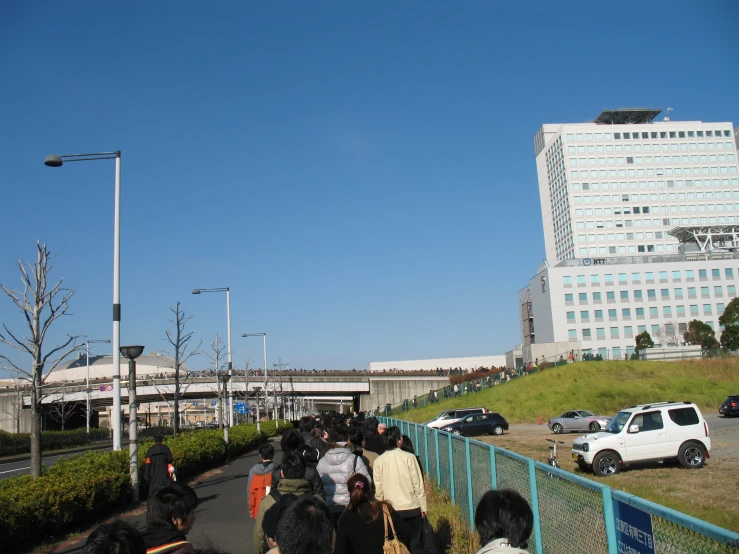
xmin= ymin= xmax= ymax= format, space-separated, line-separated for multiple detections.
xmin=380 ymin=417 xmax=739 ymax=554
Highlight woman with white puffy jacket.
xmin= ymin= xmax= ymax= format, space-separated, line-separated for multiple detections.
xmin=316 ymin=426 xmax=371 ymax=524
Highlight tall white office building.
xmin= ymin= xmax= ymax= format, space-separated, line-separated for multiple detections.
xmin=517 ymin=109 xmax=739 ymax=361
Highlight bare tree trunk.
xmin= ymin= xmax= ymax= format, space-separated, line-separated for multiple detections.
xmin=164 ymin=301 xmax=201 ymax=437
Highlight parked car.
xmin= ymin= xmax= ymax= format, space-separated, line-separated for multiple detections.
xmin=549 ymin=410 xmax=611 ymax=434
xmin=719 ymin=394 xmax=739 ymax=417
xmin=426 ymin=407 xmax=488 ymax=429
xmin=442 ymin=412 xmax=509 ymax=436
xmin=572 ymin=401 xmax=711 ymax=477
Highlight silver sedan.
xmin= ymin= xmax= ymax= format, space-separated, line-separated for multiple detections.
xmin=548 ymin=410 xmax=610 ymax=434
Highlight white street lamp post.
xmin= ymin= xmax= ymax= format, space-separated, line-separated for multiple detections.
xmin=192 ymin=288 xmax=234 ymax=427
xmin=84 ymin=339 xmax=111 ymax=434
xmin=242 ymin=333 xmax=275 ymax=426
xmin=45 ymin=151 xmax=123 ymax=450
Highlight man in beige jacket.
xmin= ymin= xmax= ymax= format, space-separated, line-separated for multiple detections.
xmin=373 ymin=426 xmax=427 ymax=554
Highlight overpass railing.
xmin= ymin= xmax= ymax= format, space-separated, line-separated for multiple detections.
xmin=379 ymin=417 xmax=739 ymax=554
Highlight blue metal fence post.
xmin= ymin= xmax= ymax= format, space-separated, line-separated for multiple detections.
xmin=414 ymin=423 xmax=420 ymax=465
xmin=527 ymin=459 xmax=544 ymax=554
xmin=434 ymin=429 xmax=441 ymax=485
xmin=423 ymin=425 xmax=429 ymax=474
xmin=601 ymin=486 xmax=619 ymax=554
xmin=464 ymin=438 xmax=475 ymax=529
xmin=489 ymin=444 xmax=497 ymax=489
xmin=448 ymin=434 xmax=455 ymax=502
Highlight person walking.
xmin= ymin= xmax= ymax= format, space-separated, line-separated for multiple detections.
xmin=144 ymin=434 xmax=175 ymax=494
xmin=334 ymin=473 xmax=413 ymax=554
xmin=316 ymin=427 xmax=371 ymax=525
xmin=247 ymin=442 xmax=275 ymax=519
xmin=373 ymin=426 xmax=427 ymax=554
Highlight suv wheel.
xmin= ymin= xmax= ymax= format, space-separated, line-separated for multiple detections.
xmin=592 ymin=451 xmax=621 ymax=477
xmin=552 ymin=423 xmax=563 ymax=434
xmin=589 ymin=422 xmax=600 ymax=432
xmin=492 ymin=425 xmax=504 ymax=436
xmin=678 ymin=442 xmax=706 ymax=469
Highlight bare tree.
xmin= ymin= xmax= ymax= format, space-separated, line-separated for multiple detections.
xmin=0 ymin=242 xmax=81 ymax=477
xmin=659 ymin=321 xmax=682 ymax=346
xmin=204 ymin=333 xmax=228 ymax=428
xmin=47 ymin=383 xmax=77 ymax=430
xmin=163 ymin=302 xmax=201 ymax=435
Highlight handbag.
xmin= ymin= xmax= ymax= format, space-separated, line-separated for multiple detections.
xmin=382 ymin=505 xmax=411 ymax=554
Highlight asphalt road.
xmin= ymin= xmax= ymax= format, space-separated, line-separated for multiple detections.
xmin=0 ymin=444 xmax=114 ymax=480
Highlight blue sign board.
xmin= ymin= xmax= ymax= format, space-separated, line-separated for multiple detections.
xmin=235 ymin=402 xmax=246 ymax=415
xmin=211 ymin=400 xmax=218 ymax=406
xmin=193 ymin=401 xmax=199 ymax=407
xmin=612 ymin=499 xmax=655 ymax=554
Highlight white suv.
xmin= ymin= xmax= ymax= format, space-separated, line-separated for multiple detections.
xmin=572 ymin=401 xmax=711 ymax=477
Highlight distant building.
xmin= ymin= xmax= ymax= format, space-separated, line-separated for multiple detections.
xmin=45 ymin=351 xmax=189 ymax=383
xmin=518 ymin=109 xmax=739 ymax=361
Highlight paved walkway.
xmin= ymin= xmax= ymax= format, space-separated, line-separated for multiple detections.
xmin=48 ymin=441 xmax=283 ymax=554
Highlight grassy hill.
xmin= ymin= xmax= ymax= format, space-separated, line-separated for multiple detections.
xmin=402 ymin=358 xmax=739 ymax=424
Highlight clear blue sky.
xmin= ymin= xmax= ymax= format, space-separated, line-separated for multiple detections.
xmin=1 ymin=1 xmax=737 ymax=373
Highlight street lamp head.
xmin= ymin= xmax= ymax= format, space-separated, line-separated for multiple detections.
xmin=192 ymin=289 xmax=201 ymax=295
xmin=44 ymin=154 xmax=63 ymax=167
xmin=120 ymin=345 xmax=145 ymax=360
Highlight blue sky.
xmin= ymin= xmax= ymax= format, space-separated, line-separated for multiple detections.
xmin=1 ymin=1 xmax=738 ymax=373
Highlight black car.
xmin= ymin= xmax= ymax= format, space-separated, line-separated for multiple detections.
xmin=442 ymin=412 xmax=509 ymax=437
xmin=719 ymin=394 xmax=739 ymax=417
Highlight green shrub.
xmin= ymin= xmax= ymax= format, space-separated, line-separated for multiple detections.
xmin=0 ymin=428 xmax=110 ymax=457
xmin=0 ymin=420 xmax=291 ymax=551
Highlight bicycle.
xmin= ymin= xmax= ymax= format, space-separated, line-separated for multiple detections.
xmin=546 ymin=439 xmax=566 ymax=469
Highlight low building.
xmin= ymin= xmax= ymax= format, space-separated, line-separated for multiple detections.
xmin=45 ymin=351 xmax=189 ymax=383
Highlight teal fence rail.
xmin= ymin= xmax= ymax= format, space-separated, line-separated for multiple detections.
xmin=380 ymin=417 xmax=739 ymax=554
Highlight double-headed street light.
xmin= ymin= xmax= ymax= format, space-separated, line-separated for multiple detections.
xmin=45 ymin=151 xmax=123 ymax=450
xmin=84 ymin=339 xmax=111 ymax=434
xmin=242 ymin=333 xmax=271 ymax=421
xmin=192 ymin=288 xmax=233 ymax=426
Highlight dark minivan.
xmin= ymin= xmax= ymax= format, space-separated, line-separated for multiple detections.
xmin=719 ymin=394 xmax=739 ymax=417
xmin=442 ymin=412 xmax=509 ymax=437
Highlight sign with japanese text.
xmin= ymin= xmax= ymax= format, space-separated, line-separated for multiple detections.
xmin=613 ymin=499 xmax=655 ymax=554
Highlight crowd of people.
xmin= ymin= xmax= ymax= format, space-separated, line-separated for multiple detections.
xmin=80 ymin=415 xmax=535 ymax=554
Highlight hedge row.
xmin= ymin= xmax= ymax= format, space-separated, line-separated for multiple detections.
xmin=0 ymin=428 xmax=111 ymax=457
xmin=0 ymin=420 xmax=290 ymax=551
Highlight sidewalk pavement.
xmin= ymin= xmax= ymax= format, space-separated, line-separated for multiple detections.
xmin=47 ymin=441 xmax=283 ymax=554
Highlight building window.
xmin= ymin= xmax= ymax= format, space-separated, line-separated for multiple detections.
xmin=686 ymin=270 xmax=694 ymax=279
xmin=729 ymin=285 xmax=736 ymax=296
xmin=675 ymin=288 xmax=683 ymax=298
xmin=566 ymin=312 xmax=576 ymax=322
xmin=661 ymin=289 xmax=670 ymax=299
xmin=718 ymin=303 xmax=725 ymax=314
xmin=580 ymin=310 xmax=590 ymax=320
xmin=699 ymin=269 xmax=708 ymax=279
xmin=636 ymin=307 xmax=645 ymax=317
xmin=634 ymin=289 xmax=643 ymax=299
xmin=688 ymin=287 xmax=697 ymax=297
xmin=632 ymin=272 xmax=641 ymax=281
xmin=607 ymin=291 xmax=615 ymax=301
xmin=568 ymin=329 xmax=577 ymax=340
xmin=638 ymin=325 xmax=647 ymax=334
xmin=563 ymin=276 xmax=572 ymax=286
xmin=591 ymin=274 xmax=600 ymax=284
xmin=664 ymin=306 xmax=672 ymax=317
xmin=645 ymin=272 xmax=655 ymax=281
xmin=701 ymin=286 xmax=710 ymax=297
xmin=605 ymin=274 xmax=614 ymax=284
xmin=649 ymin=307 xmax=659 ymax=317
xmin=619 ymin=273 xmax=628 ymax=284
xmin=715 ymin=286 xmax=723 ymax=296
xmin=651 ymin=324 xmax=661 ymax=335
xmin=726 ymin=268 xmax=734 ymax=278
xmin=608 ymin=309 xmax=617 ymax=319
xmin=690 ymin=305 xmax=699 ymax=316
xmin=620 ymin=291 xmax=629 ymax=300
xmin=593 ymin=292 xmax=602 ymax=301
xmin=579 ymin=293 xmax=588 ymax=302
xmin=659 ymin=271 xmax=668 ymax=280
xmin=712 ymin=268 xmax=721 ymax=278
xmin=677 ymin=305 xmax=685 ymax=316
xmin=647 ymin=289 xmax=656 ymax=299
xmin=582 ymin=328 xmax=592 ymax=339
xmin=704 ymin=304 xmax=713 ymax=315
xmin=671 ymin=270 xmax=681 ymax=280
xmin=622 ymin=308 xmax=631 ymax=317
xmin=596 ymin=328 xmax=605 ymax=339
xmin=577 ymin=275 xmax=586 ymax=285
xmin=610 ymin=327 xmax=619 ymax=338
xmin=594 ymin=309 xmax=603 ymax=319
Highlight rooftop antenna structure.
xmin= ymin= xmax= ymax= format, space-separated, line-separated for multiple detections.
xmin=664 ymin=107 xmax=673 ymax=122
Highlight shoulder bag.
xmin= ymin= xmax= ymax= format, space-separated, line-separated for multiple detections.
xmin=382 ymin=505 xmax=411 ymax=554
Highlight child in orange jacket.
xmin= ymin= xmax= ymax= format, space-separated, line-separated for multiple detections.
xmin=248 ymin=442 xmax=275 ymax=519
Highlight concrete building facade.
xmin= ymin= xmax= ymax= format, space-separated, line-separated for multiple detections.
xmin=519 ymin=109 xmax=739 ymax=360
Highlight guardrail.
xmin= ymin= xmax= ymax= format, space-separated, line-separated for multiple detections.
xmin=380 ymin=417 xmax=739 ymax=554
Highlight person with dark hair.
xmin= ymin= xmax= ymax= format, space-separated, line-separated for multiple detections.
xmin=276 ymin=495 xmax=333 ymax=554
xmin=255 ymin=453 xmax=317 ymax=554
xmin=83 ymin=520 xmax=146 ymax=554
xmin=142 ymin=482 xmax=199 ymax=553
xmin=373 ymin=426 xmax=426 ymax=554
xmin=262 ymin=490 xmax=300 ymax=553
xmin=362 ymin=418 xmax=386 ymax=458
xmin=334 ymin=473 xmax=412 ymax=554
xmin=474 ymin=489 xmax=533 ymax=554
xmin=248 ymin=442 xmax=275 ymax=519
xmin=144 ymin=434 xmax=175 ymax=493
xmin=299 ymin=416 xmax=326 ymax=456
xmin=271 ymin=429 xmax=325 ymax=500
xmin=316 ymin=426 xmax=371 ymax=523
